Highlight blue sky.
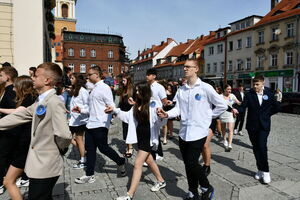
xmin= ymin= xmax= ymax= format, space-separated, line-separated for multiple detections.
xmin=76 ymin=0 xmax=270 ymax=59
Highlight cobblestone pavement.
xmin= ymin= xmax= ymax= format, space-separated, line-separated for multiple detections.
xmin=1 ymin=113 xmax=300 ymax=200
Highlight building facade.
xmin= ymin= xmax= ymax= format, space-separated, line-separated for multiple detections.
xmin=252 ymin=0 xmax=300 ymax=92
xmin=62 ymin=31 xmax=126 ymax=75
xmin=0 ymin=0 xmax=55 ymax=75
xmin=131 ymin=38 xmax=177 ymax=83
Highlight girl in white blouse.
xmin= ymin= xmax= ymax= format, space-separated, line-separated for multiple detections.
xmin=69 ymin=73 xmax=89 ymax=169
xmin=219 ymin=84 xmax=241 ymax=151
xmin=105 ymin=83 xmax=167 ymax=200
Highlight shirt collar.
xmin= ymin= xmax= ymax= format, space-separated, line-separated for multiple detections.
xmin=185 ymin=78 xmax=201 ymax=89
xmin=256 ymin=87 xmax=265 ymax=95
xmin=38 ymin=89 xmax=55 ymax=103
xmin=95 ymin=80 xmax=103 ymax=86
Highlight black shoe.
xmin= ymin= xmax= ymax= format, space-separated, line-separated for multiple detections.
xmin=202 ymin=165 xmax=211 ymax=177
xmin=184 ymin=192 xmax=200 ymax=200
xmin=201 ymin=185 xmax=214 ymax=200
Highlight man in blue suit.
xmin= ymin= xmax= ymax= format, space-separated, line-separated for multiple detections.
xmin=238 ymin=75 xmax=280 ymax=184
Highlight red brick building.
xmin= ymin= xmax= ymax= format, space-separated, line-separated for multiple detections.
xmin=61 ymin=31 xmax=126 ymax=75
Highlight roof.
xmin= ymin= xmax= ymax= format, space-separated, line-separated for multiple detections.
xmin=229 ymin=15 xmax=263 ymax=25
xmin=254 ymin=0 xmax=300 ymax=27
xmin=132 ymin=38 xmax=175 ymax=65
xmin=166 ymin=40 xmax=195 ymax=57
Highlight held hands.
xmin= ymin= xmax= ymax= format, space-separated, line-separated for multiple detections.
xmin=104 ymin=105 xmax=114 ymax=114
xmin=156 ymin=108 xmax=168 ymax=118
xmin=128 ymin=97 xmax=136 ymax=105
xmin=232 ymin=108 xmax=239 ymax=118
xmin=166 ymin=100 xmax=173 ymax=106
xmin=72 ymin=106 xmax=81 ymax=113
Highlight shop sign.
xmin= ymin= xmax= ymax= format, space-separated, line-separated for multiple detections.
xmin=256 ymin=70 xmax=293 ymax=77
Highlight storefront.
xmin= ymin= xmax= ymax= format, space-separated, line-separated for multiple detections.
xmin=256 ymin=69 xmax=294 ymax=92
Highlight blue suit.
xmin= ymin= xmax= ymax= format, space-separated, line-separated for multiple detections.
xmin=239 ymin=87 xmax=280 ymax=172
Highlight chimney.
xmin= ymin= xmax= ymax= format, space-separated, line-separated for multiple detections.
xmin=161 ymin=41 xmax=164 ymax=45
xmin=152 ymin=45 xmax=155 ymax=49
xmin=167 ymin=38 xmax=173 ymax=44
xmin=200 ymin=35 xmax=204 ymax=40
xmin=138 ymin=50 xmax=140 ymax=56
xmin=271 ymin=0 xmax=280 ymax=10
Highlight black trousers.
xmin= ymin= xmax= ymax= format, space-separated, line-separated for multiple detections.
xmin=0 ymin=133 xmax=18 ymax=185
xmin=248 ymin=130 xmax=270 ymax=172
xmin=179 ymin=137 xmax=209 ymax=196
xmin=85 ymin=127 xmax=125 ymax=176
xmin=28 ymin=176 xmax=59 ymax=200
xmin=234 ymin=112 xmax=245 ymax=132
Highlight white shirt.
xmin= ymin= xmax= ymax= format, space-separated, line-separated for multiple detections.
xmin=167 ymin=78 xmax=227 ymax=142
xmin=257 ymin=91 xmax=263 ymax=105
xmin=86 ymin=81 xmax=95 ymax=93
xmin=38 ymin=89 xmax=55 ymax=103
xmin=240 ymin=91 xmax=244 ymax=101
xmin=83 ymin=80 xmax=115 ymax=129
xmin=151 ymin=81 xmax=167 ymax=107
xmin=69 ymin=87 xmax=89 ymax=126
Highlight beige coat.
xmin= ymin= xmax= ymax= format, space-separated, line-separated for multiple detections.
xmin=0 ymin=90 xmax=72 ymax=178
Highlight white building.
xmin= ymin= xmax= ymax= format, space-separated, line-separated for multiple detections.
xmin=0 ymin=0 xmax=55 ymax=75
xmin=226 ymin=15 xmax=263 ymax=88
xmin=131 ymin=38 xmax=177 ymax=83
xmin=204 ymin=27 xmax=231 ymax=86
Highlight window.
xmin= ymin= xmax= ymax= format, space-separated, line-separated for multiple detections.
xmin=57 ymin=42 xmax=61 ymax=46
xmin=246 ymin=36 xmax=252 ymax=48
xmin=53 ymin=42 xmax=56 ymax=46
xmin=108 ymin=65 xmax=113 ymax=73
xmin=80 ymin=49 xmax=86 ymax=57
xmin=220 ymin=62 xmax=224 ymax=72
xmin=207 ymin=64 xmax=211 ymax=73
xmin=217 ymin=32 xmax=221 ymax=38
xmin=270 ymin=54 xmax=278 ymax=67
xmin=246 ymin=20 xmax=251 ymax=27
xmin=236 ymin=24 xmax=240 ymax=31
xmin=56 ymin=52 xmax=59 ymax=57
xmin=286 ymin=51 xmax=293 ymax=65
xmin=90 ymin=49 xmax=96 ymax=57
xmin=68 ymin=48 xmax=74 ymax=57
xmin=228 ymin=41 xmax=233 ymax=51
xmin=246 ymin=58 xmax=251 ymax=70
xmin=68 ymin=63 xmax=74 ymax=72
xmin=286 ymin=23 xmax=294 ymax=38
xmin=258 ymin=31 xmax=264 ymax=44
xmin=217 ymin=44 xmax=223 ymax=53
xmin=209 ymin=47 xmax=214 ymax=55
xmin=213 ymin=63 xmax=217 ymax=72
xmin=237 ymin=59 xmax=243 ymax=70
xmin=237 ymin=39 xmax=242 ymax=49
xmin=257 ymin=56 xmax=264 ymax=68
xmin=271 ymin=28 xmax=279 ymax=41
xmin=108 ymin=50 xmax=113 ymax=58
xmin=80 ymin=64 xmax=86 ymax=73
xmin=61 ymin=4 xmax=69 ymax=18
xmin=241 ymin=22 xmax=245 ymax=29
xmin=228 ymin=60 xmax=233 ymax=71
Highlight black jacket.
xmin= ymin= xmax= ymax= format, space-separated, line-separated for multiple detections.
xmin=238 ymin=87 xmax=280 ymax=132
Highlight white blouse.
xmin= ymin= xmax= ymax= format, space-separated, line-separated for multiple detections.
xmin=69 ymin=87 xmax=89 ymax=126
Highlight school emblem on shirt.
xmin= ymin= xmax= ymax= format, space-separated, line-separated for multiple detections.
xmin=150 ymin=101 xmax=156 ymax=108
xmin=263 ymin=95 xmax=269 ymax=101
xmin=36 ymin=105 xmax=46 ymax=116
xmin=195 ymin=93 xmax=201 ymax=101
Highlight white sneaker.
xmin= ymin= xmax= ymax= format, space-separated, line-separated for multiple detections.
xmin=75 ymin=175 xmax=95 ymax=184
xmin=117 ymin=164 xmax=127 ymax=177
xmin=0 ymin=185 xmax=4 ymax=195
xmin=143 ymin=162 xmax=148 ymax=167
xmin=233 ymin=129 xmax=238 ymax=135
xmin=156 ymin=155 xmax=164 ymax=161
xmin=223 ymin=140 xmax=228 ymax=147
xmin=238 ymin=131 xmax=244 ymax=136
xmin=254 ymin=171 xmax=263 ymax=180
xmin=16 ymin=178 xmax=29 ymax=187
xmin=262 ymin=172 xmax=271 ymax=184
xmin=116 ymin=193 xmax=132 ymax=200
xmin=73 ymin=161 xmax=86 ymax=169
xmin=150 ymin=181 xmax=166 ymax=192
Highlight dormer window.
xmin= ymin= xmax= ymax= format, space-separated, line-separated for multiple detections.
xmin=61 ymin=4 xmax=68 ymax=18
xmin=236 ymin=24 xmax=240 ymax=31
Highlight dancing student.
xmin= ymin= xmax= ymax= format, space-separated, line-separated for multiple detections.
xmin=105 ymin=83 xmax=167 ymax=200
xmin=0 ymin=75 xmax=36 ymax=200
xmin=219 ymin=84 xmax=241 ymax=152
xmin=233 ymin=84 xmax=246 ymax=136
xmin=0 ymin=62 xmax=72 ymax=200
xmin=237 ymin=76 xmax=280 ymax=184
xmin=118 ymin=74 xmax=134 ymax=158
xmin=0 ymin=66 xmax=18 ymax=195
xmin=73 ymin=66 xmax=126 ymax=184
xmin=157 ymin=59 xmax=227 ymax=200
xmin=69 ymin=73 xmax=89 ymax=169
